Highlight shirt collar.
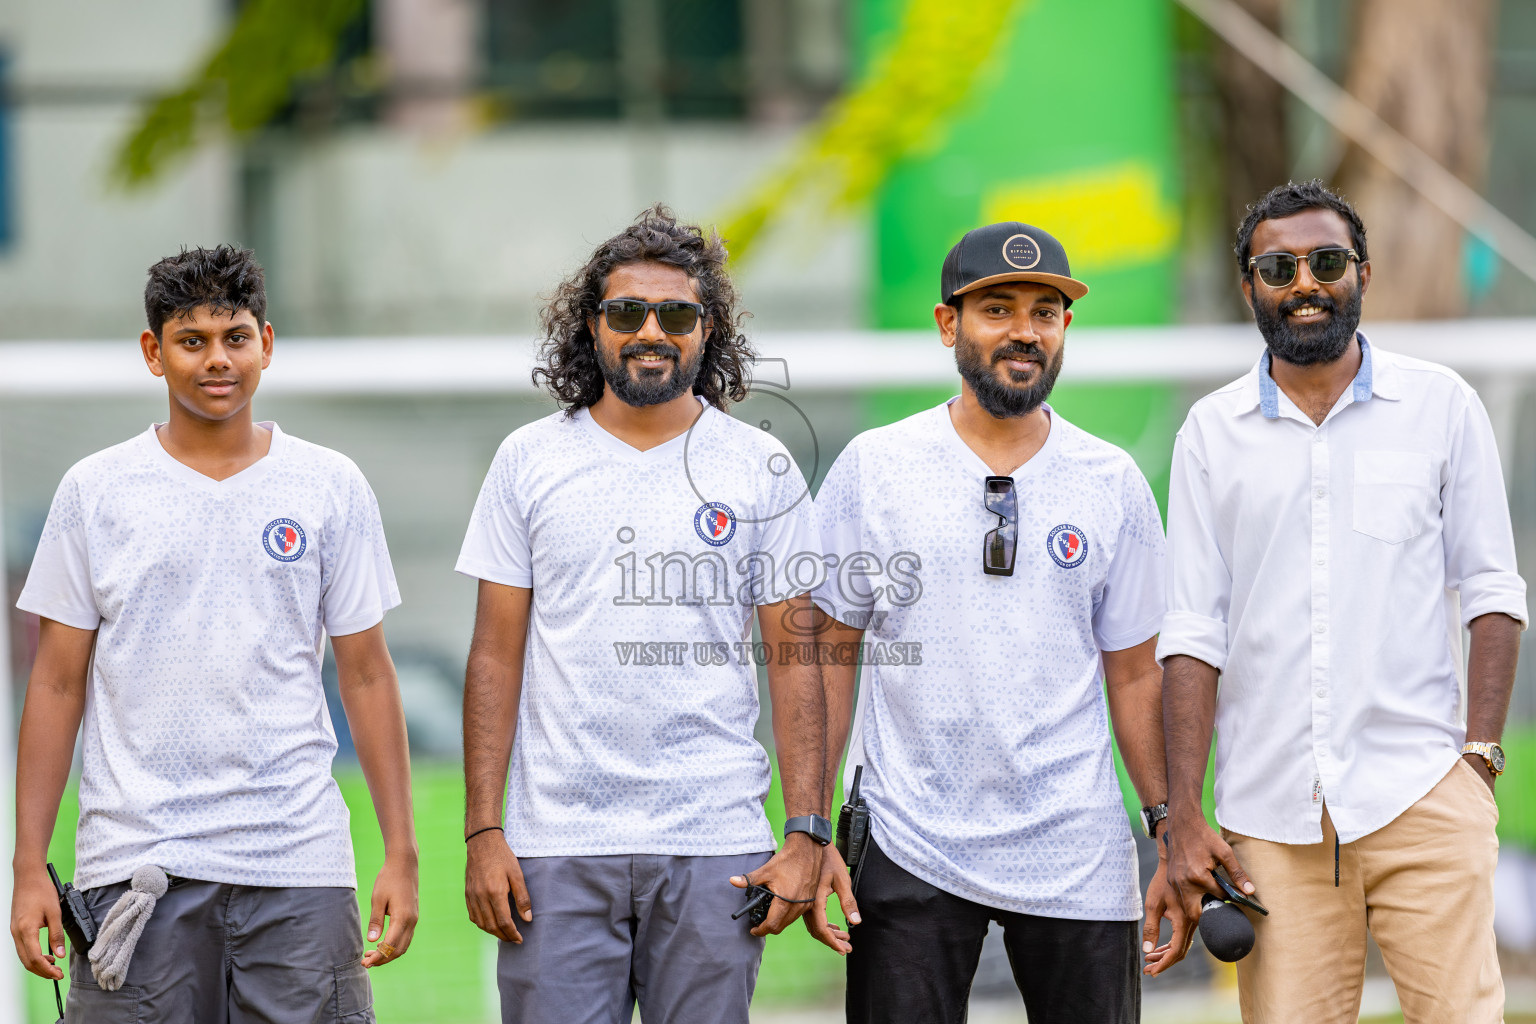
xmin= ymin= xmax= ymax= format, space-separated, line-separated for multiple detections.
xmin=1238 ymin=332 xmax=1393 ymax=419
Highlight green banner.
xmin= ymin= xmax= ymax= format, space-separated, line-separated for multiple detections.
xmin=863 ymin=0 xmax=1181 ymax=328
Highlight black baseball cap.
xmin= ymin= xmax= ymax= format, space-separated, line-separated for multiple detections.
xmin=941 ymin=222 xmax=1089 ymax=307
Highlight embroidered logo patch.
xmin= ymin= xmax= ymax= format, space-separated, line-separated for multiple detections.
xmin=693 ymin=502 xmax=737 ymax=547
xmin=1047 ymin=523 xmax=1088 ymax=568
xmin=262 ymin=518 xmax=307 ymax=562
xmin=1002 ymin=233 xmax=1043 ymax=270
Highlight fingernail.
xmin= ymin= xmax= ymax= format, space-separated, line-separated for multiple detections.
xmin=731 ymin=876 xmax=743 ymax=884
xmin=55 ymin=946 xmax=64 ymax=957
xmin=1243 ymin=882 xmax=1255 ymax=893
xmin=368 ymin=928 xmax=379 ymax=941
xmin=523 ymin=911 xmax=533 ymax=922
xmin=1143 ymin=940 xmax=1153 ymax=953
xmin=849 ymin=913 xmax=861 ymax=924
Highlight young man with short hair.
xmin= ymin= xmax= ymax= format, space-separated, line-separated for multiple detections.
xmin=9 ymin=245 xmax=418 ymax=1022
xmin=811 ymin=223 xmax=1187 ymax=1024
xmin=458 ymin=206 xmax=827 ymax=1024
xmin=1161 ymin=181 xmax=1525 ymax=1023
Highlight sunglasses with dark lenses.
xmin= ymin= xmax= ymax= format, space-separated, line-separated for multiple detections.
xmin=983 ymin=476 xmax=1017 ymax=577
xmin=1247 ymin=247 xmax=1359 ymax=289
xmin=599 ymin=299 xmax=704 ymax=335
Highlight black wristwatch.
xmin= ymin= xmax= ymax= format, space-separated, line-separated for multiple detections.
xmin=784 ymin=814 xmax=833 ymax=846
xmin=1139 ymin=803 xmax=1169 ymax=839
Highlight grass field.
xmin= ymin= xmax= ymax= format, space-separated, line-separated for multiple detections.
xmin=23 ymin=764 xmax=844 ymax=1023
xmin=24 ymin=729 xmax=1536 ymax=1022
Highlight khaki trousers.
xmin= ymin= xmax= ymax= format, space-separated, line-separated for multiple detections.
xmin=1224 ymin=758 xmax=1503 ymax=1024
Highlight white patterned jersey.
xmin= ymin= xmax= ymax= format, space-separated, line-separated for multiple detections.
xmin=813 ymin=400 xmax=1165 ymax=920
xmin=18 ymin=424 xmax=400 ymax=890
xmin=456 ymin=400 xmax=818 ymax=857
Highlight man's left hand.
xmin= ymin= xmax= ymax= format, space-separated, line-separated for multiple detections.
xmin=363 ymin=851 xmax=420 ymax=968
xmin=730 ymin=834 xmax=823 ymax=937
xmin=802 ymin=845 xmax=860 ymax=955
xmin=1464 ymin=752 xmax=1497 ymax=794
xmin=1141 ymin=841 xmax=1192 ymax=976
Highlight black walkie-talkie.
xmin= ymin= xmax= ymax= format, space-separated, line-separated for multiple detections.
xmin=836 ymin=765 xmax=870 ymax=871
xmin=48 ymin=862 xmax=96 ymax=953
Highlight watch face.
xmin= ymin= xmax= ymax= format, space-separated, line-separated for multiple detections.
xmin=812 ymin=816 xmax=833 ymax=845
xmin=1491 ymin=744 xmax=1506 ymax=773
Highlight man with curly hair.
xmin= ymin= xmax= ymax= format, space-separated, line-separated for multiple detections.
xmin=458 ymin=206 xmax=828 ymax=1024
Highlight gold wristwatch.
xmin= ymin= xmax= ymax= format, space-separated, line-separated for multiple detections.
xmin=1463 ymin=741 xmax=1506 ymax=776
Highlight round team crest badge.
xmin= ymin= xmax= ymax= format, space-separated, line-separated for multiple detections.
xmin=1047 ymin=523 xmax=1089 ymax=569
xmin=693 ymin=502 xmax=737 ymax=547
xmin=1002 ymin=233 xmax=1043 ymax=270
xmin=262 ymin=518 xmax=307 ymax=562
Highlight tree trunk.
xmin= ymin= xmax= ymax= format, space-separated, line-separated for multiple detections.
xmin=1334 ymin=0 xmax=1496 ymax=319
xmin=1212 ymin=0 xmax=1291 ymax=258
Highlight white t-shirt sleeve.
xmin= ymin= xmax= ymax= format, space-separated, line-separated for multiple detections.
xmin=1091 ymin=462 xmax=1167 ymax=652
xmin=321 ymin=463 xmax=403 ymax=637
xmin=16 ymin=472 xmax=101 ymax=631
xmin=810 ymin=445 xmax=873 ymax=625
xmin=753 ymin=439 xmax=821 ymax=604
xmin=456 ymin=438 xmax=534 ymax=589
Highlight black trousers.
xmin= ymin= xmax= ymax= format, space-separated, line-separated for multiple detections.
xmin=845 ymin=840 xmax=1140 ymax=1024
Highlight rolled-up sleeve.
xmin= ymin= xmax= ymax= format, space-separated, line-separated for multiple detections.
xmin=1442 ymin=389 xmax=1528 ymax=627
xmin=1156 ymin=429 xmax=1233 ymax=668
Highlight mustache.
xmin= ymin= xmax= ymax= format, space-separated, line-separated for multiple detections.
xmin=991 ymin=342 xmax=1045 ymax=364
xmin=1278 ymin=293 xmax=1337 ymax=317
xmin=619 ymin=342 xmax=681 ymax=361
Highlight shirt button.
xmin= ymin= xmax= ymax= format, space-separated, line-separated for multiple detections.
xmin=1314 ymin=434 xmax=1324 ymax=444
xmin=1316 ymin=688 xmax=1326 ymax=698
xmin=1315 ymin=487 xmax=1327 ymax=498
xmin=1314 ymin=624 xmax=1326 ymax=634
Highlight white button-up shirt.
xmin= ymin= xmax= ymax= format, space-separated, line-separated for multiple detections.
xmin=1157 ymin=336 xmax=1528 ymax=844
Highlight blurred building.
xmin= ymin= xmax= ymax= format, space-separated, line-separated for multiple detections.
xmin=0 ymin=0 xmax=861 ymax=339
xmin=5 ymin=1 xmax=1536 ymax=339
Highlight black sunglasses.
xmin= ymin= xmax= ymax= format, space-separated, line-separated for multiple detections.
xmin=598 ymin=299 xmax=704 ymax=335
xmin=1247 ymin=247 xmax=1359 ymax=289
xmin=983 ymin=476 xmax=1017 ymax=576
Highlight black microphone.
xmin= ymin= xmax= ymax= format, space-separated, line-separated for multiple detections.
xmin=1198 ymin=894 xmax=1255 ymax=962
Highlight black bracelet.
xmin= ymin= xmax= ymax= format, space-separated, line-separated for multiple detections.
xmin=465 ymin=825 xmax=504 ymax=844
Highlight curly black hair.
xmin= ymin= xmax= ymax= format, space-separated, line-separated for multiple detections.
xmin=1235 ymin=180 xmax=1369 ymax=275
xmin=533 ymin=205 xmax=754 ymax=412
xmin=144 ymin=245 xmax=268 ymax=339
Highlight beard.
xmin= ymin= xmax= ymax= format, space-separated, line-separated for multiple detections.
xmin=1252 ymin=283 xmax=1362 ymax=367
xmin=596 ymin=338 xmax=703 ymax=407
xmin=954 ymin=326 xmax=1064 ymax=419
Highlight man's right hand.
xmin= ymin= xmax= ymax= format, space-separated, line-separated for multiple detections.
xmin=11 ymin=864 xmax=65 ymax=979
xmin=465 ymin=832 xmax=533 ymax=944
xmin=1164 ymin=811 xmax=1256 ymax=926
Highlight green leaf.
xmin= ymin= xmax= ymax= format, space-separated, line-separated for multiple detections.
xmin=718 ymin=0 xmax=1032 ymax=262
xmin=111 ymin=0 xmax=365 ymax=188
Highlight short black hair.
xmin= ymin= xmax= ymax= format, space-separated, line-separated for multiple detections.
xmin=1234 ymin=180 xmax=1369 ymax=274
xmin=144 ymin=245 xmax=268 ymax=339
xmin=533 ymin=204 xmax=754 ymax=413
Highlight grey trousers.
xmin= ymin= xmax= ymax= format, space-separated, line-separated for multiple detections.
xmin=66 ymin=877 xmax=372 ymax=1024
xmin=498 ymin=852 xmax=772 ymax=1024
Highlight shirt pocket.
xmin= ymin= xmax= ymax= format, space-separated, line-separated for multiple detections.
xmin=1353 ymin=451 xmax=1434 ymax=545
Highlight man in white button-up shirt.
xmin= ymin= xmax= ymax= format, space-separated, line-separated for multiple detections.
xmin=1159 ymin=181 xmax=1526 ymax=1023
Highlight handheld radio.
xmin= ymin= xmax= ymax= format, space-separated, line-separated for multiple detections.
xmin=836 ymin=765 xmax=870 ymax=871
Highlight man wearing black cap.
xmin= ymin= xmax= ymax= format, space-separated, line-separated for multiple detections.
xmin=807 ymin=223 xmax=1188 ymax=1023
